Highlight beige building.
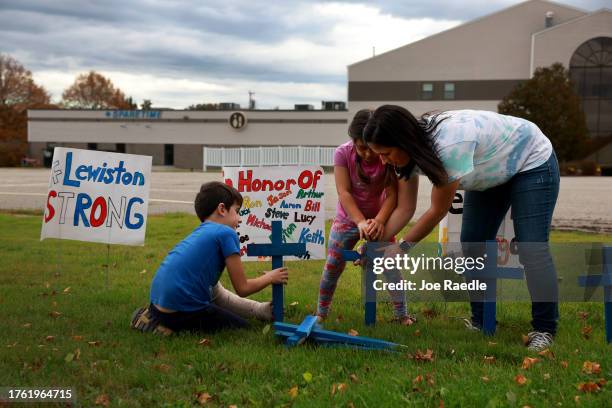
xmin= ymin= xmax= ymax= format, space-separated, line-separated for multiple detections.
xmin=28 ymin=0 xmax=611 ymax=171
xmin=348 ymin=0 xmax=611 ymax=168
xmin=27 ymin=109 xmax=348 ymax=169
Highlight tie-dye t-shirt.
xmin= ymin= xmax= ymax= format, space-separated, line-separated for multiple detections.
xmin=423 ymin=110 xmax=552 ymax=191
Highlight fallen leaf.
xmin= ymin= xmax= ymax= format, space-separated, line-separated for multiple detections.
xmin=581 ymin=326 xmax=592 ymax=339
xmin=574 ymin=395 xmax=580 ymax=404
xmin=506 ymin=391 xmax=517 ymax=403
xmin=155 ymin=363 xmax=171 ymax=373
xmin=49 ymin=311 xmax=61 ymax=318
xmin=561 ymin=361 xmax=569 ymax=369
xmin=543 ymin=373 xmax=551 ymax=380
xmin=481 ymin=376 xmax=490 ymax=383
xmin=348 ymin=329 xmax=359 ymax=336
xmin=198 ymin=338 xmax=211 ymax=347
xmin=139 ymin=269 xmax=147 ymax=274
xmin=88 ymin=341 xmax=101 ymax=347
xmin=515 ymin=374 xmax=528 ymax=386
xmin=289 ymin=301 xmax=299 ymax=307
xmin=330 ymin=383 xmax=337 ymax=396
xmin=349 ymin=374 xmax=358 ymax=383
xmin=538 ymin=349 xmax=555 ymax=359
xmin=414 ymin=329 xmax=421 ymax=337
xmin=303 ymin=371 xmax=312 ymax=383
xmin=582 ymin=361 xmax=601 ymax=375
xmin=45 ymin=335 xmax=55 ymax=342
xmin=577 ymin=382 xmax=601 ymax=393
xmin=413 ymin=374 xmax=424 ymax=384
xmin=426 ymin=373 xmax=435 ymax=385
xmin=22 ymin=323 xmax=32 ymax=328
xmin=577 ymin=311 xmax=588 ymax=320
xmin=63 ymin=287 xmax=71 ymax=293
xmin=414 ymin=349 xmax=434 ymax=362
xmin=288 ymin=385 xmax=298 ymax=399
xmin=228 ymin=405 xmax=237 ymax=408
xmin=262 ymin=324 xmax=270 ymax=335
xmin=337 ymin=383 xmax=348 ymax=393
xmin=196 ymin=392 xmax=213 ymax=405
xmin=335 ymin=314 xmax=344 ymax=323
xmin=597 ymin=378 xmax=607 ymax=386
xmin=72 ymin=335 xmax=83 ymax=341
xmin=488 ymin=341 xmax=497 ymax=346
xmin=95 ymin=394 xmax=110 ymax=406
xmin=64 ymin=352 xmax=74 ymax=363
xmin=483 ymin=356 xmax=496 ymax=364
xmin=75 ymin=348 xmax=81 ymax=360
xmin=522 ymin=357 xmax=540 ymax=370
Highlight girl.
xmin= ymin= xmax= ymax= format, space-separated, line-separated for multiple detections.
xmin=317 ymin=109 xmax=417 ymax=325
xmin=362 ymin=105 xmax=559 ymax=351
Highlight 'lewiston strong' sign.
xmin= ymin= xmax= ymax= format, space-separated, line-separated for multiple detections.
xmin=41 ymin=148 xmax=152 ymax=246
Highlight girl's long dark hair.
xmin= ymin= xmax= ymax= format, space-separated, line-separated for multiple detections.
xmin=349 ymin=109 xmax=395 ymax=187
xmin=362 ymin=105 xmax=448 ymax=186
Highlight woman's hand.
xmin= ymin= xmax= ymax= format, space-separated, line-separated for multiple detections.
xmin=357 ymin=220 xmax=371 ymax=241
xmin=366 ymin=218 xmax=384 ymax=241
xmin=266 ymin=267 xmax=288 ymax=285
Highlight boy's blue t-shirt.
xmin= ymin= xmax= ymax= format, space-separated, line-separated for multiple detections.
xmin=150 ymin=221 xmax=240 ymax=312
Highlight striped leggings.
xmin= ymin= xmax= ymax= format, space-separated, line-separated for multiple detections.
xmin=317 ymin=217 xmax=407 ymax=318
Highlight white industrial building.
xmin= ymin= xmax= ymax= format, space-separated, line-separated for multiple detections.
xmin=28 ymin=0 xmax=612 ymax=171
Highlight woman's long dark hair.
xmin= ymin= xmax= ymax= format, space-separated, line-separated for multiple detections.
xmin=349 ymin=109 xmax=395 ymax=187
xmin=362 ymin=105 xmax=448 ymax=186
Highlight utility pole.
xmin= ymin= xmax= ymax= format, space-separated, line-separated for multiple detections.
xmin=248 ymin=91 xmax=256 ymax=110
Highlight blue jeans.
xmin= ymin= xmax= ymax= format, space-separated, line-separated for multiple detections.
xmin=460 ymin=151 xmax=560 ymax=334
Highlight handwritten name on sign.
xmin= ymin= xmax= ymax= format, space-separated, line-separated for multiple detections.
xmin=223 ymin=167 xmax=325 ymax=260
xmin=41 ymin=148 xmax=152 ymax=246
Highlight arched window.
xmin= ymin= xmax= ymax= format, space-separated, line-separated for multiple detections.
xmin=569 ymin=37 xmax=612 ymax=137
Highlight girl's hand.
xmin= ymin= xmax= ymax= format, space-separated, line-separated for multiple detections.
xmin=357 ymin=220 xmax=370 ymax=241
xmin=266 ymin=267 xmax=288 ymax=285
xmin=366 ymin=219 xmax=384 ymax=241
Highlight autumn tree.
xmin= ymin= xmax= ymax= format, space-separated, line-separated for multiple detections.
xmin=61 ymin=71 xmax=132 ymax=109
xmin=0 ymin=54 xmax=51 ymax=166
xmin=498 ymin=63 xmax=589 ymax=162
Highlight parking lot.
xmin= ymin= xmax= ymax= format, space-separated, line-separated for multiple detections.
xmin=1 ymin=168 xmax=611 ymax=233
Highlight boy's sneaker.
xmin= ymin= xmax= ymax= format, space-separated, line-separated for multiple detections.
xmin=130 ymin=306 xmax=174 ymax=336
xmin=462 ymin=318 xmax=481 ymax=332
xmin=525 ymin=331 xmax=553 ymax=351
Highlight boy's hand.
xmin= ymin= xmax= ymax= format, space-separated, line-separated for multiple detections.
xmin=267 ymin=267 xmax=289 ymax=285
xmin=366 ymin=219 xmax=384 ymax=241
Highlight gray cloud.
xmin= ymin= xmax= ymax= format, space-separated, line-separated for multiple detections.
xmin=0 ymin=0 xmax=608 ymax=108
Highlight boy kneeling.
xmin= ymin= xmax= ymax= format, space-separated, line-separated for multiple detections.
xmin=131 ymin=181 xmax=288 ymax=335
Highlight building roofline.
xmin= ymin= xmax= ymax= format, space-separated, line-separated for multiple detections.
xmin=532 ymin=8 xmax=612 ymax=37
xmin=348 ymin=0 xmax=587 ymax=68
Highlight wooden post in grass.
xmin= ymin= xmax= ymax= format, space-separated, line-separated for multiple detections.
xmin=246 ymin=221 xmax=307 ymax=322
xmin=578 ymin=245 xmax=612 ymax=343
xmin=464 ymin=241 xmax=524 ymax=335
xmin=341 ymin=248 xmax=377 ymax=326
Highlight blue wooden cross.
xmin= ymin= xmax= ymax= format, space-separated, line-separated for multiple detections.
xmin=577 ymin=245 xmax=611 ymax=343
xmin=463 ymin=240 xmax=524 ymax=335
xmin=274 ymin=316 xmax=406 ymax=351
xmin=246 ymin=220 xmax=307 ymax=322
xmin=342 ymin=245 xmax=377 ymax=326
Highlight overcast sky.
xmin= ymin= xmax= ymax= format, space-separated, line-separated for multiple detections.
xmin=1 ymin=0 xmax=609 ymax=109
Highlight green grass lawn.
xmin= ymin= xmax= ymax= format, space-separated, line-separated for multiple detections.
xmin=0 ymin=212 xmax=610 ymax=407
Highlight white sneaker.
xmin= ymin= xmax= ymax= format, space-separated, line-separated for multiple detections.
xmin=462 ymin=318 xmax=481 ymax=332
xmin=526 ymin=331 xmax=554 ymax=351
